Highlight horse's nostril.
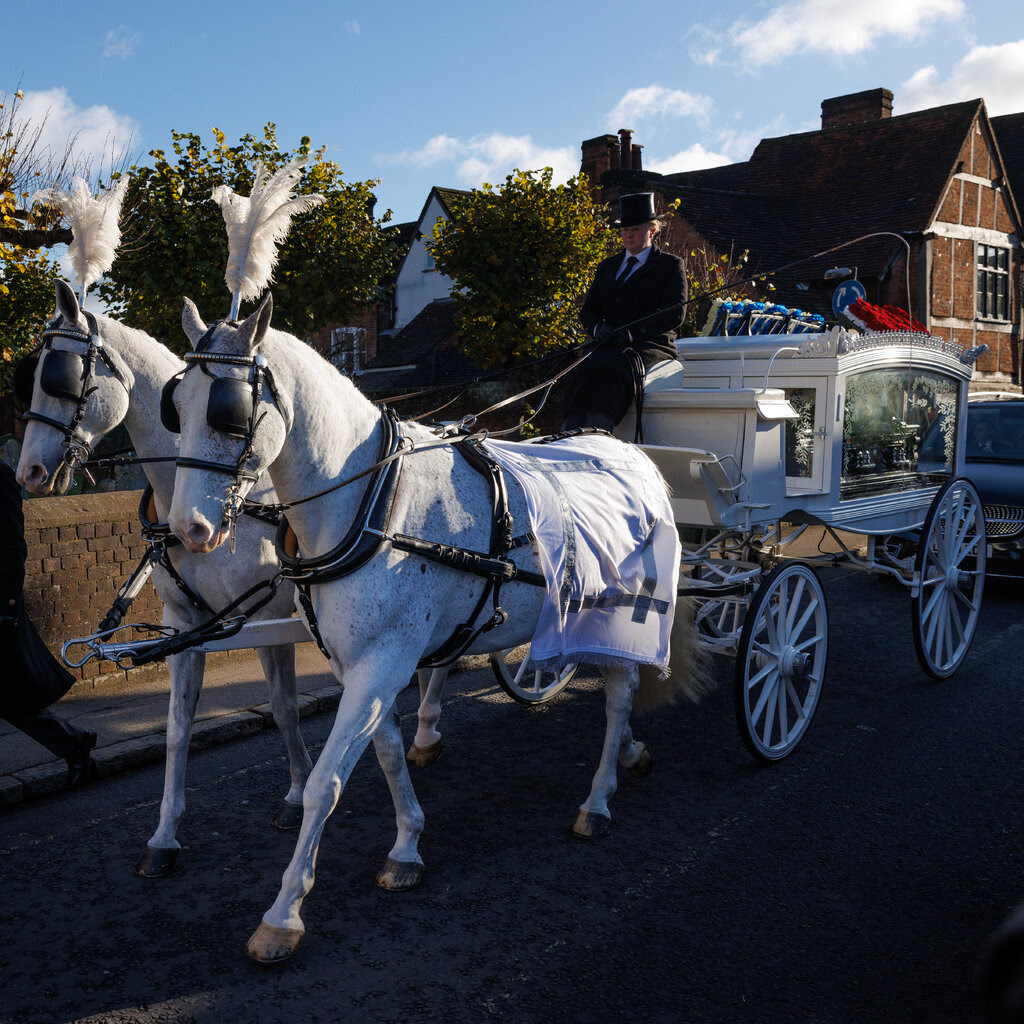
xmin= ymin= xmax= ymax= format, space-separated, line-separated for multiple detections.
xmin=20 ymin=463 xmax=46 ymax=489
xmin=188 ymin=522 xmax=212 ymax=546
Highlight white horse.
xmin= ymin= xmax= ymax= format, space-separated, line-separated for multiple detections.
xmin=167 ymin=294 xmax=704 ymax=962
xmin=15 ymin=280 xmax=315 ymax=876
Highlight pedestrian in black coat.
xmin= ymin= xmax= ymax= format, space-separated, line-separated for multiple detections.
xmin=563 ymin=192 xmax=687 ymax=430
xmin=0 ymin=458 xmax=96 ymax=787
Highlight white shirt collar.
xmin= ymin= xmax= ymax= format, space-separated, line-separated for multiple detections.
xmin=618 ymin=245 xmax=652 ymax=278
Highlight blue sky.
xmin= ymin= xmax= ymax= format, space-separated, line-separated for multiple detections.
xmin=8 ymin=0 xmax=1024 ymax=227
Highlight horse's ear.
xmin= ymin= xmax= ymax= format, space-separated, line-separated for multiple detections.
xmin=237 ymin=293 xmax=273 ymax=354
xmin=55 ymin=279 xmax=81 ymax=325
xmin=182 ymin=297 xmax=208 ymax=349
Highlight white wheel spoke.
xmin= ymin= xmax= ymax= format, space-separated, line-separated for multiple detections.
xmin=750 ymin=670 xmax=780 ymax=727
xmin=746 ymin=657 xmax=776 ymax=692
xmin=783 ymin=577 xmax=806 ymax=636
xmin=784 ymin=676 xmax=807 ymax=720
xmin=789 ymin=596 xmax=820 ymax=641
xmin=759 ymin=676 xmax=781 ymax=745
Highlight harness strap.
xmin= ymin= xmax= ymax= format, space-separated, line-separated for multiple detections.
xmin=274 ymin=407 xmax=404 ymax=585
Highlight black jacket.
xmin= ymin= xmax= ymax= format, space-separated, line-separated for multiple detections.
xmin=0 ymin=462 xmax=76 ymax=717
xmin=566 ymin=246 xmax=687 ymax=423
xmin=579 ymin=246 xmax=687 ymax=367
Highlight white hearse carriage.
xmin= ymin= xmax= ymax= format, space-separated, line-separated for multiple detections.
xmin=616 ymin=323 xmax=985 ymax=761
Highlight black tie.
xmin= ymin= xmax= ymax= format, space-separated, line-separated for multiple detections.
xmin=617 ymin=255 xmax=638 ymax=283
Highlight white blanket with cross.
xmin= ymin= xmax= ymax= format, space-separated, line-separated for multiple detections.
xmin=483 ymin=434 xmax=680 ymax=674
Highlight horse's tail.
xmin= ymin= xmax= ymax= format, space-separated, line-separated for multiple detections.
xmin=634 ymin=597 xmax=715 ymax=713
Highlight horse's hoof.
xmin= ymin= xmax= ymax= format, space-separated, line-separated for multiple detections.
xmin=272 ymin=800 xmax=303 ymax=830
xmin=627 ymin=744 xmax=653 ymax=778
xmin=406 ymin=739 xmax=442 ymax=768
xmin=376 ymin=857 xmax=424 ymax=891
xmin=572 ymin=811 xmax=611 ymax=839
xmin=136 ymin=845 xmax=179 ymax=878
xmin=246 ymin=921 xmax=304 ymax=963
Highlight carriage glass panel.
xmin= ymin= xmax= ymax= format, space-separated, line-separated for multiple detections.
xmin=784 ymin=388 xmax=817 ymax=484
xmin=840 ymin=367 xmax=958 ymax=501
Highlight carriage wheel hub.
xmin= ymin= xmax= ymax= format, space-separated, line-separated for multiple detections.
xmin=756 ymin=646 xmax=811 ymax=679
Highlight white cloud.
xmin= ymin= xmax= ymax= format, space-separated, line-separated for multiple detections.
xmin=345 ymin=19 xmax=360 ymax=33
xmin=605 ymin=86 xmax=714 ymax=128
xmin=382 ymin=132 xmax=578 ymax=188
xmin=14 ymin=88 xmax=138 ymax=171
xmin=706 ymin=0 xmax=964 ymax=68
xmin=103 ymin=26 xmax=140 ymax=59
xmin=899 ymin=40 xmax=1024 ymax=115
xmin=646 ymin=143 xmax=733 ymax=175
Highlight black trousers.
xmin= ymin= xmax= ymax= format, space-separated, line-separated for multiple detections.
xmin=3 ymin=709 xmax=90 ymax=760
xmin=560 ymin=410 xmax=616 ymax=432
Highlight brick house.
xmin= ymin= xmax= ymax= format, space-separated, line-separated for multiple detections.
xmin=583 ymin=88 xmax=1023 ymax=389
xmin=354 ymin=186 xmax=491 ymax=403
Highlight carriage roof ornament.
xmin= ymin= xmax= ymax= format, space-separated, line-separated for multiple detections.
xmin=210 ymin=158 xmax=325 ymax=319
xmin=31 ymin=175 xmax=131 ymax=308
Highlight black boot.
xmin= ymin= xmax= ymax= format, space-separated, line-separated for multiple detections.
xmin=65 ymin=729 xmax=97 ymax=788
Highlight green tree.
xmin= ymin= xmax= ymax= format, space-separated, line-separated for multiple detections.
xmin=1 ymin=88 xmax=65 ymax=424
xmin=98 ymin=124 xmax=399 ymax=348
xmin=428 ymin=168 xmax=617 ymax=368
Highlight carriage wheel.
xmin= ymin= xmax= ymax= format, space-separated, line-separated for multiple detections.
xmin=734 ymin=561 xmax=828 ymax=762
xmin=490 ymin=646 xmax=577 ymax=704
xmin=912 ymin=477 xmax=986 ymax=680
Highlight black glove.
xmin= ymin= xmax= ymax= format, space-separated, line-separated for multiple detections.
xmin=593 ymin=322 xmax=618 ymax=344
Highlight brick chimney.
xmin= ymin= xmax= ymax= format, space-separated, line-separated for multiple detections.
xmin=581 ymin=133 xmax=621 ymax=179
xmin=821 ymin=88 xmax=893 ymax=130
xmin=618 ymin=128 xmax=634 ymax=169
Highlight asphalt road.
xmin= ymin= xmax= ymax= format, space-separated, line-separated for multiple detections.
xmin=2 ymin=568 xmax=1022 ymax=1024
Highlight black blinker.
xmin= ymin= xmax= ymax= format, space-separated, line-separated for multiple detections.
xmin=39 ymin=349 xmax=87 ymax=402
xmin=160 ymin=376 xmax=181 ymax=434
xmin=13 ymin=355 xmax=39 ymax=406
xmin=207 ymin=377 xmax=253 ymax=438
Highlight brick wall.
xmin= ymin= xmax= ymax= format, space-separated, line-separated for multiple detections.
xmin=18 ymin=489 xmax=260 ymax=694
xmin=22 ymin=490 xmax=163 ymax=687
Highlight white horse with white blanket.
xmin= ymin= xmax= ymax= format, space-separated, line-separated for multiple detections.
xmin=167 ymin=294 xmax=705 ymax=962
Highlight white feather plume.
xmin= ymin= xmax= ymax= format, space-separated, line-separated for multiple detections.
xmin=31 ymin=175 xmax=131 ymax=299
xmin=211 ymin=159 xmax=324 ymax=305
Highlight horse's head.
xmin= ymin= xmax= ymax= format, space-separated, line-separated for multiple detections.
xmin=168 ymin=293 xmax=293 ymax=554
xmin=16 ymin=280 xmax=134 ymax=494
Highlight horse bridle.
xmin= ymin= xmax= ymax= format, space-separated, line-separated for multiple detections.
xmin=16 ymin=313 xmax=132 ymax=473
xmin=160 ymin=321 xmax=285 ymax=546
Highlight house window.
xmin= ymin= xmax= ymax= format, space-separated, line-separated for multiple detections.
xmin=328 ymin=327 xmax=366 ymax=375
xmin=423 ymin=245 xmax=436 ymax=272
xmin=977 ymin=244 xmax=1010 ymax=320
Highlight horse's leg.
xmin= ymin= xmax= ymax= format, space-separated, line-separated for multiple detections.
xmin=256 ymin=644 xmax=313 ymax=830
xmin=374 ymin=698 xmax=426 ymax=889
xmin=137 ymin=648 xmax=206 ymax=877
xmin=616 ymin=718 xmax=653 ymax=778
xmin=572 ymin=665 xmax=639 ymax=839
xmin=247 ymin=674 xmax=414 ymax=963
xmin=406 ymin=666 xmax=447 ymax=767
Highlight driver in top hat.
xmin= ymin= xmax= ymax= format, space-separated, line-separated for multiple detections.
xmin=562 ymin=192 xmax=686 ymax=431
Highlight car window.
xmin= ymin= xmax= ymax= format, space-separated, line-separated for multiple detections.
xmin=966 ymin=403 xmax=1024 ymax=461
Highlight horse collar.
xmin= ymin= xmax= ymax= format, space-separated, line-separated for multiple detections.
xmin=274 ymin=407 xmax=405 ymax=586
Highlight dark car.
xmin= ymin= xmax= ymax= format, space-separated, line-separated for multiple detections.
xmin=965 ymin=393 xmax=1024 ymax=574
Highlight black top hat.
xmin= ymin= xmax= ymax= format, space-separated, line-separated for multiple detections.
xmin=614 ymin=192 xmax=658 ymax=228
